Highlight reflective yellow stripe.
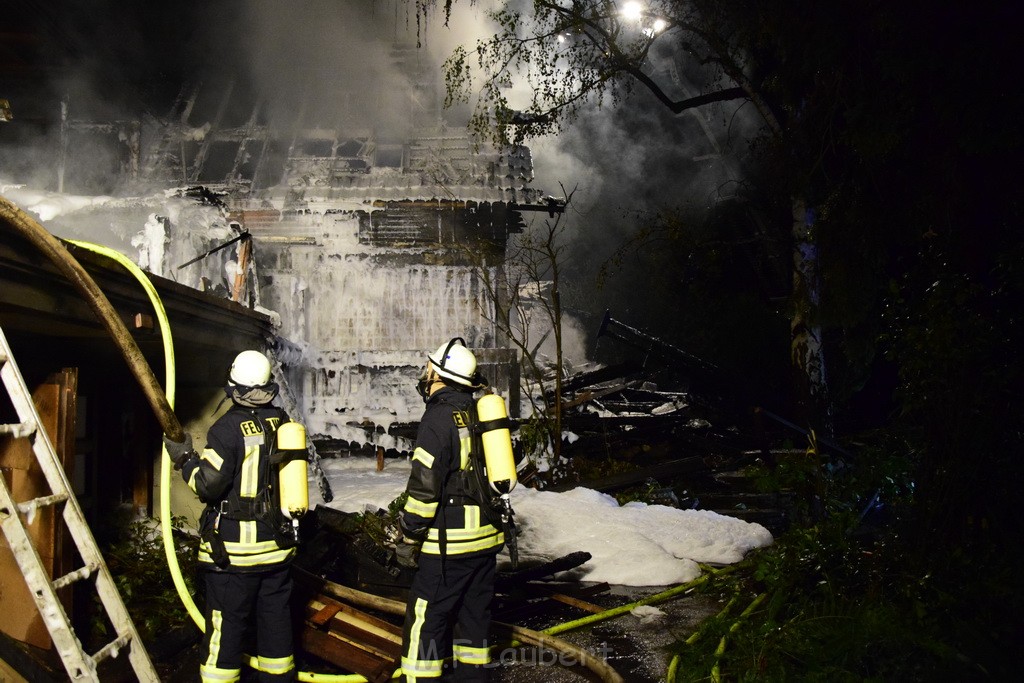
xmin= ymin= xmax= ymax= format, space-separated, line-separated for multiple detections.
xmin=256 ymin=654 xmax=295 ymax=674
xmin=201 ymin=447 xmax=224 ymax=470
xmin=239 ymin=519 xmax=256 ymax=545
xmin=225 ymin=547 xmax=294 ymax=566
xmin=404 ymin=496 xmax=438 ymax=518
xmin=220 ymin=539 xmax=282 ymax=554
xmin=241 ymin=438 xmax=261 ymax=496
xmin=426 ymin=520 xmax=499 ymax=541
xmin=199 ymin=538 xmax=288 ymax=554
xmin=412 ymin=447 xmax=434 ymax=468
xmin=465 ymin=505 xmax=480 ymax=529
xmin=200 ymin=664 xmax=241 ymax=683
xmin=453 ymin=644 xmax=491 ymax=665
xmin=201 ymin=609 xmax=243 ymax=683
xmin=205 ymin=609 xmax=223 ymax=666
xmin=402 ymin=598 xmax=445 ymax=677
xmin=401 ymin=656 xmax=443 ymax=676
xmin=458 ymin=429 xmax=471 ymax=469
xmin=422 ymin=531 xmax=504 ymax=556
xmin=198 ymin=545 xmax=295 ymax=567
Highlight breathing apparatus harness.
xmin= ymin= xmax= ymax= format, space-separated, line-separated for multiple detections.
xmin=202 ymin=404 xmax=301 ymax=569
xmin=431 ymin=376 xmax=519 ymax=569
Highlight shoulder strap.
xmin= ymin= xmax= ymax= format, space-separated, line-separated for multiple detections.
xmin=219 ymin=410 xmax=279 ymax=520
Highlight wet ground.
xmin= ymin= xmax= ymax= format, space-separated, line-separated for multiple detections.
xmin=489 ymin=586 xmax=722 ymax=683
xmin=151 ymin=584 xmax=723 ymax=682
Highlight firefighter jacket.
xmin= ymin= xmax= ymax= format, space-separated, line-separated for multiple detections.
xmin=182 ymin=403 xmax=296 ymax=571
xmin=400 ymin=387 xmax=505 ymax=559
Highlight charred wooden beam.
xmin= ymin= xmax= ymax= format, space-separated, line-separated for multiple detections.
xmin=495 ymin=582 xmax=611 ymax=624
xmin=560 ymin=380 xmax=641 ymax=410
xmin=596 ymin=310 xmax=721 ymax=377
xmin=495 ymin=551 xmax=592 ymax=590
xmin=557 ymin=361 xmax=645 ymax=395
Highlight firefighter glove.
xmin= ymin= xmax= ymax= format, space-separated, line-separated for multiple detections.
xmin=163 ymin=433 xmax=197 ymax=470
xmin=395 ymin=536 xmax=421 ymax=569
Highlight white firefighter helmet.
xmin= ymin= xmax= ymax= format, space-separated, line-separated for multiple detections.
xmin=229 ymin=350 xmax=272 ymax=387
xmin=428 ymin=338 xmax=479 ymax=387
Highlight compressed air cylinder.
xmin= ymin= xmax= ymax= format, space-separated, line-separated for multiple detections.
xmin=276 ymin=421 xmax=309 ymax=519
xmin=477 ymin=393 xmax=517 ymax=495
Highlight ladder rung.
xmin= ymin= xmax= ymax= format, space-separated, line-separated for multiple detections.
xmin=52 ymin=563 xmax=98 ymax=590
xmin=0 ymin=420 xmax=37 ymax=438
xmin=91 ymin=633 xmax=133 ymax=666
xmin=17 ymin=492 xmax=69 ymax=515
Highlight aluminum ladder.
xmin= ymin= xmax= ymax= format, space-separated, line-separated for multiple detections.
xmin=0 ymin=324 xmax=159 ymax=682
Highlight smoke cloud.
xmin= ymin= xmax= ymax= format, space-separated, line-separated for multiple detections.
xmin=4 ymin=0 xmax=762 ymax=357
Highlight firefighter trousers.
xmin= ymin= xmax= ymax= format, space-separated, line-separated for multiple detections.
xmin=401 ymin=553 xmax=496 ymax=681
xmin=200 ymin=564 xmax=296 ymax=682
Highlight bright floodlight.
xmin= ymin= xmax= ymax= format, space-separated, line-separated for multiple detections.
xmin=622 ymin=2 xmax=643 ymax=22
xmin=653 ymin=18 xmax=667 ymax=33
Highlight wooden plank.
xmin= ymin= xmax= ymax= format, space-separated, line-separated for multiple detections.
xmin=321 ymin=620 xmax=401 ymax=661
xmin=546 ymin=593 xmax=605 ymax=613
xmin=496 ymin=551 xmax=592 ymax=589
xmin=527 ymin=581 xmax=610 ymax=613
xmin=0 ymin=373 xmax=76 ymax=650
xmin=309 ymin=597 xmax=403 ymax=644
xmin=300 ymin=628 xmax=396 ymax=683
xmin=305 ymin=600 xmax=402 ymax=659
xmin=560 ymin=381 xmax=637 ymax=410
xmin=309 ymin=602 xmax=342 ymax=628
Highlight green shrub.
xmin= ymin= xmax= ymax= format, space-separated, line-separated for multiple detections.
xmin=97 ymin=513 xmax=199 ymax=645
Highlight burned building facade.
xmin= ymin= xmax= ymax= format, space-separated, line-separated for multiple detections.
xmin=227 ymin=132 xmax=537 ymax=446
xmin=5 ymin=35 xmax=545 ymax=453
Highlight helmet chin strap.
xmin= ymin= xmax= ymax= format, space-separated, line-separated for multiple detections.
xmin=416 ymin=366 xmax=442 ymax=403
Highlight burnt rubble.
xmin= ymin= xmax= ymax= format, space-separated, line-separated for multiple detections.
xmin=519 ymin=311 xmax=806 ymax=535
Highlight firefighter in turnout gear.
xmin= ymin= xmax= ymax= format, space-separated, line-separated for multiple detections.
xmin=163 ymin=349 xmax=299 ymax=682
xmin=398 ymin=338 xmax=504 ymax=682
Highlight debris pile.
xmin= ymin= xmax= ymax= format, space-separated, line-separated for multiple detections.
xmin=532 ymin=312 xmax=802 ymax=534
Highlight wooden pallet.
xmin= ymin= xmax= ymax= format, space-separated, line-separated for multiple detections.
xmin=300 ymin=594 xmax=402 ymax=683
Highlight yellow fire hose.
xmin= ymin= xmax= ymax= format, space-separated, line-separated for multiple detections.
xmin=665 ymin=593 xmax=740 ymax=682
xmin=710 ymin=592 xmax=766 ymax=683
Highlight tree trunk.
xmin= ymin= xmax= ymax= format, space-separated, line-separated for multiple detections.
xmin=789 ymin=198 xmax=830 ymax=433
